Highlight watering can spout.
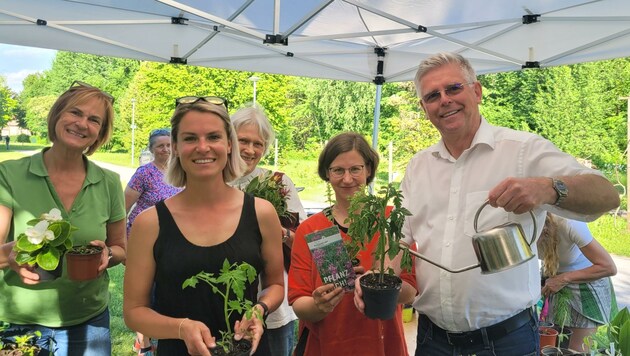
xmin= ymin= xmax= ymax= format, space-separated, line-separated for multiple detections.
xmin=399 ymin=201 xmax=537 ymax=274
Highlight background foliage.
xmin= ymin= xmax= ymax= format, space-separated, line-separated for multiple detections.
xmin=1 ymin=52 xmax=630 ymax=185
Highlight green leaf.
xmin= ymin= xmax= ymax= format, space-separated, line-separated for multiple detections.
xmin=15 ymin=251 xmax=36 ymax=265
xmin=35 ymin=246 xmax=61 ymax=271
xmin=182 ymin=276 xmax=199 ymax=289
xmin=15 ymin=234 xmax=43 ymax=252
xmin=48 ymin=221 xmax=71 ymax=247
xmin=618 ymin=320 xmax=630 ymax=356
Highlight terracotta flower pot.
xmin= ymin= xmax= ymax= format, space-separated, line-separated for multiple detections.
xmin=66 ymin=246 xmax=102 ymax=281
xmin=360 ymin=274 xmax=402 ymax=320
xmin=539 ymin=326 xmax=559 ymax=349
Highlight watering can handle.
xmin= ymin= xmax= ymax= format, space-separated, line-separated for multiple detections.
xmin=473 ymin=200 xmax=537 ymax=246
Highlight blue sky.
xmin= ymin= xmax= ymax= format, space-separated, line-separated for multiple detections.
xmin=0 ymin=44 xmax=57 ymax=93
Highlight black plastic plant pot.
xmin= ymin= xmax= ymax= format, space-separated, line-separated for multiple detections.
xmin=34 ymin=260 xmax=63 ymax=281
xmin=360 ymin=273 xmax=402 ymax=320
xmin=209 ymin=339 xmax=252 ymax=356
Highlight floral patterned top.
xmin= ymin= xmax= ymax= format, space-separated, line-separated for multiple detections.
xmin=126 ymin=162 xmax=182 ymax=235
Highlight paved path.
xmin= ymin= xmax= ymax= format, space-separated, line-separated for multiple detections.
xmin=611 ymin=254 xmax=630 ymax=310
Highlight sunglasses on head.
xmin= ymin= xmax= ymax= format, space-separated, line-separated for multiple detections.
xmin=69 ymin=80 xmax=115 ymax=104
xmin=150 ymin=128 xmax=171 ymax=138
xmin=175 ymin=96 xmax=229 ymax=110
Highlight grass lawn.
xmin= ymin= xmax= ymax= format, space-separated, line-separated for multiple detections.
xmin=109 ymin=265 xmax=136 ymax=355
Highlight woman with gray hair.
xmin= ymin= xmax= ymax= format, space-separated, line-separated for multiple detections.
xmin=230 ymin=104 xmax=306 ymax=356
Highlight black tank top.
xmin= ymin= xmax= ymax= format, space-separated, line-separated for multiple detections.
xmin=153 ymin=193 xmax=265 ymax=355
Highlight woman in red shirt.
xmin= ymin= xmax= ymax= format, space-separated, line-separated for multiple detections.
xmin=288 ymin=132 xmax=417 ymax=356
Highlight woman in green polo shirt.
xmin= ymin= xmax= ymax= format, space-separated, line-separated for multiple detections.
xmin=0 ymin=81 xmax=126 ymax=355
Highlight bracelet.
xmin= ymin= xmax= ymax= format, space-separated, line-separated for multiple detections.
xmin=255 ymin=301 xmax=269 ymax=319
xmin=178 ymin=318 xmax=189 ymax=339
xmin=282 ymin=228 xmax=290 ymax=243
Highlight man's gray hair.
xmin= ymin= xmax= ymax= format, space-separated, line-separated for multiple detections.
xmin=414 ymin=52 xmax=477 ymax=98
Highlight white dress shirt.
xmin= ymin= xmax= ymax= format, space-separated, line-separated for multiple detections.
xmin=401 ymin=118 xmax=605 ymax=332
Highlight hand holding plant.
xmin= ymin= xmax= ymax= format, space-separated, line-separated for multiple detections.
xmin=13 ymin=208 xmax=77 ymax=271
xmin=242 ymin=171 xmax=294 ymax=225
xmin=183 ymin=259 xmax=264 ymax=355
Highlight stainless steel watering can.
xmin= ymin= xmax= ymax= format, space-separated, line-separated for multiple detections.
xmin=400 ymin=200 xmax=537 ymax=274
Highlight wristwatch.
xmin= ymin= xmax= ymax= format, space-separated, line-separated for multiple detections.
xmin=551 ymin=178 xmax=568 ymax=206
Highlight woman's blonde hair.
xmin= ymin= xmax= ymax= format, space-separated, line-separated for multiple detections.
xmin=165 ymin=100 xmax=245 ymax=187
xmin=538 ymin=212 xmax=560 ymax=277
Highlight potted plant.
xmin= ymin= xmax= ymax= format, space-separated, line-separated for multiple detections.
xmin=0 ymin=322 xmax=42 ymax=356
xmin=346 ymin=183 xmax=412 ymax=320
xmin=182 ymin=259 xmax=264 ymax=356
xmin=65 ymin=245 xmax=103 ymax=281
xmin=552 ymin=288 xmax=574 ymax=349
xmin=584 ymin=307 xmax=630 ymax=355
xmin=12 ymin=208 xmax=77 ymax=280
xmin=540 ymin=326 xmax=560 ymax=350
xmin=241 ymin=171 xmax=297 ymax=269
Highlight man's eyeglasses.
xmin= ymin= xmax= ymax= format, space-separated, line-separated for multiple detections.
xmin=421 ymin=82 xmax=474 ymax=104
xmin=328 ymin=165 xmax=364 ymax=178
xmin=175 ymin=96 xmax=229 ymax=110
xmin=69 ymin=80 xmax=115 ymax=104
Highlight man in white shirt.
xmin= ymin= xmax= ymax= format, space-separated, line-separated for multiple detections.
xmin=360 ymin=52 xmax=619 ymax=355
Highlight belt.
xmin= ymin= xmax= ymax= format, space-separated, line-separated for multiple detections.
xmin=420 ymin=308 xmax=533 ymax=347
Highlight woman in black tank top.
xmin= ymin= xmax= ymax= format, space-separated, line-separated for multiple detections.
xmin=123 ymin=99 xmax=285 ymax=356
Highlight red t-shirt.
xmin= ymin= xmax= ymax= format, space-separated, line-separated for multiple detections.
xmin=288 ymin=209 xmax=417 ymax=356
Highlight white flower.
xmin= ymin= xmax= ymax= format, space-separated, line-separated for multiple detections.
xmin=42 ymin=208 xmax=63 ymax=222
xmin=25 ymin=220 xmax=55 ymax=245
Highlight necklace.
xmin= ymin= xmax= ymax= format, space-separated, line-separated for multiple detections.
xmin=325 ymin=205 xmax=348 ymax=234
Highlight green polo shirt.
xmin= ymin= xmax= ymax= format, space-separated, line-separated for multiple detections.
xmin=0 ymin=149 xmax=125 ymax=327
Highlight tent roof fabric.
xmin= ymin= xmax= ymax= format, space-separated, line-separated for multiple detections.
xmin=1 ymin=0 xmax=629 ymax=82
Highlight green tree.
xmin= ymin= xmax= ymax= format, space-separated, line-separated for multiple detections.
xmin=115 ymin=62 xmax=294 ymax=158
xmin=0 ymin=77 xmax=18 ymax=129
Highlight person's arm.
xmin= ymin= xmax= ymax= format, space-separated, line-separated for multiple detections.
xmin=542 ymin=222 xmax=616 ymax=296
xmin=280 ymin=173 xmax=307 ymax=248
xmin=124 ymin=186 xmax=141 ymax=214
xmin=488 ymin=174 xmax=619 ymax=216
xmin=234 ymin=197 xmax=285 ymax=353
xmin=550 ymin=174 xmax=619 ymax=215
xmin=0 ymin=204 xmax=14 ymax=269
xmin=253 ymin=197 xmax=284 ymax=312
xmin=95 ymin=219 xmax=126 ymax=269
xmin=123 ymin=208 xmax=214 ymax=356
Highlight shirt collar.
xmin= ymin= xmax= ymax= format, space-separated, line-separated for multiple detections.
xmin=29 ymin=147 xmax=104 ymax=185
xmin=430 ymin=116 xmax=495 ymax=160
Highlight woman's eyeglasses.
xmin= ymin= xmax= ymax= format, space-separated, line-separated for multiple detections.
xmin=421 ymin=82 xmax=474 ymax=104
xmin=328 ymin=165 xmax=365 ymax=178
xmin=175 ymin=96 xmax=229 ymax=110
xmin=69 ymin=80 xmax=115 ymax=104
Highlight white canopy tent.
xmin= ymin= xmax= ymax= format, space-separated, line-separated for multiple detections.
xmin=1 ymin=0 xmax=630 ymax=145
